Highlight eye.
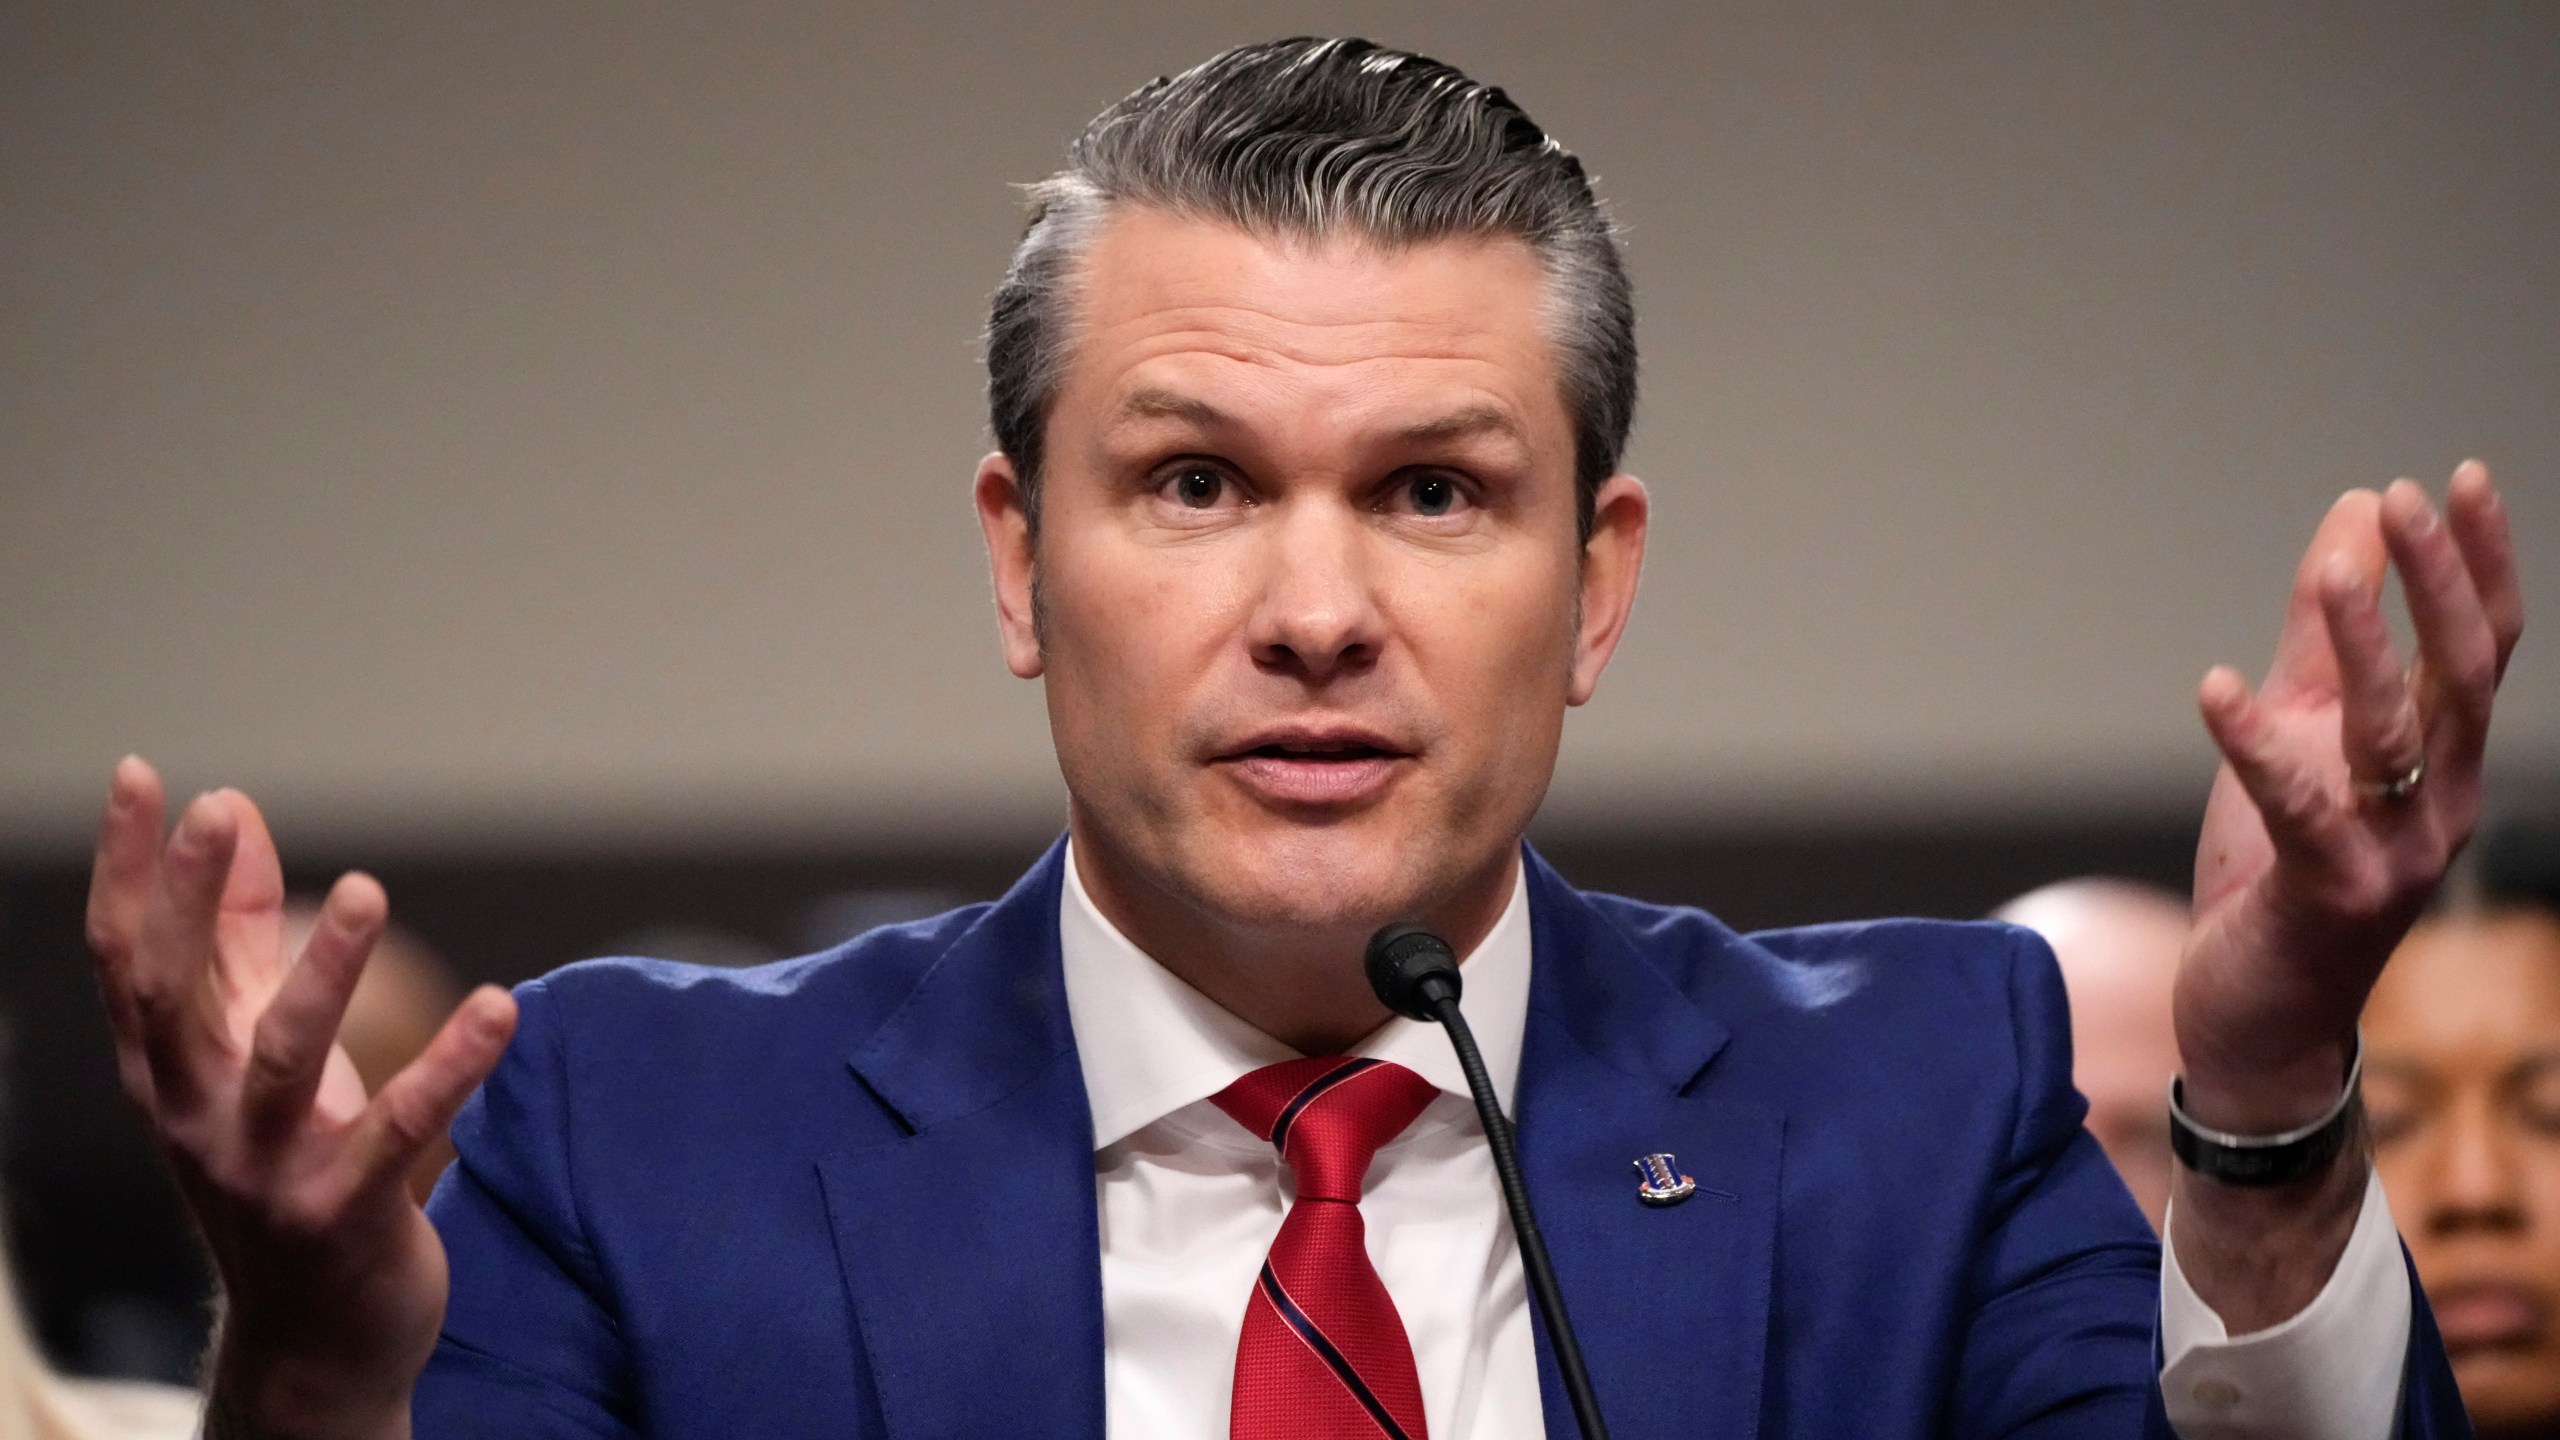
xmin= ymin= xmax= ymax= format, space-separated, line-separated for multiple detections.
xmin=2360 ymin=1070 xmax=2425 ymax=1147
xmin=1160 ymin=462 xmax=1234 ymax=510
xmin=1390 ymin=469 xmax=1470 ymax=518
xmin=2517 ymin=1065 xmax=2560 ymax=1136
xmin=2365 ymin=1103 xmax=2419 ymax=1147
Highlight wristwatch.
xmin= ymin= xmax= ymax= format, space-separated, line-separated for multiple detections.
xmin=2167 ymin=1033 xmax=2364 ymax=1187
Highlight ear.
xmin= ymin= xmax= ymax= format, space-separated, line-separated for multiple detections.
xmin=1568 ymin=473 xmax=1649 ymax=706
xmin=974 ymin=451 xmax=1044 ymax=679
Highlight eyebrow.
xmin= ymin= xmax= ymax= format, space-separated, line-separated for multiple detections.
xmin=1107 ymin=389 xmax=1529 ymax=448
xmin=2365 ymin=1051 xmax=2560 ymax=1085
xmin=1392 ymin=404 xmax=1528 ymax=448
xmin=1111 ymin=389 xmax=1231 ymax=428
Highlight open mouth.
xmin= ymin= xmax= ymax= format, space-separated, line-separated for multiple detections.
xmin=1219 ymin=730 xmax=1412 ymax=805
xmin=1242 ymin=739 xmax=1397 ymax=761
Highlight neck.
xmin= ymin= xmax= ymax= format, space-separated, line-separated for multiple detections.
xmin=1068 ymin=827 xmax=1519 ymax=1056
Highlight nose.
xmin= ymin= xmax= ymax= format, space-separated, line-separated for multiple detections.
xmin=1245 ymin=498 xmax=1384 ymax=686
xmin=2422 ymin=1100 xmax=2527 ymax=1237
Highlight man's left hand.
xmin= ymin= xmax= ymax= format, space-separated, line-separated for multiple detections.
xmin=2171 ymin=461 xmax=2523 ymax=1327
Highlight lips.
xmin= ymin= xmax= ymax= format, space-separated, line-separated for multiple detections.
xmin=1214 ymin=726 xmax=1414 ymax=807
xmin=2431 ymin=1283 xmax=2547 ymax=1355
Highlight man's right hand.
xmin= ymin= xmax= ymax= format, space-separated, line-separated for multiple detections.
xmin=85 ymin=757 xmax=519 ymax=1440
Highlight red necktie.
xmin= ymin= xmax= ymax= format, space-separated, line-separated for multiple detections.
xmin=1212 ymin=1056 xmax=1440 ymax=1440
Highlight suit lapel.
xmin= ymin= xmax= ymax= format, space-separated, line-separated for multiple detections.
xmin=817 ymin=843 xmax=1108 ymax=1439
xmin=1517 ymin=851 xmax=1782 ymax=1440
xmin=811 ymin=842 xmax=1782 ymax=1439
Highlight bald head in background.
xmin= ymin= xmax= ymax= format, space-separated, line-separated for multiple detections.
xmin=1996 ymin=878 xmax=2190 ymax=1231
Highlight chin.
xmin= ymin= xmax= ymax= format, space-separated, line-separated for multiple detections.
xmin=1180 ymin=819 xmax=1462 ymax=934
xmin=2452 ymin=1358 xmax=2560 ymax=1439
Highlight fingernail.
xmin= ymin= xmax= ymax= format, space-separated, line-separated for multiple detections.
xmin=173 ymin=794 xmax=225 ymax=850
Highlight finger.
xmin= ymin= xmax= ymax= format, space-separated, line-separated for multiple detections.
xmin=85 ymin=757 xmax=166 ymax=971
xmin=2380 ymin=478 xmax=2499 ymax=747
xmin=2317 ymin=554 xmax=2425 ymax=789
xmin=346 ymin=987 xmax=517 ymax=1197
xmin=2199 ymin=665 xmax=2342 ymax=852
xmin=2444 ymin=460 xmax=2524 ymax=682
xmin=211 ymin=788 xmax=290 ymax=1004
xmin=130 ymin=793 xmax=244 ymax=1114
xmin=239 ymin=873 xmax=388 ymax=1146
xmin=2264 ymin=490 xmax=2388 ymax=701
xmin=87 ymin=757 xmax=169 ymax=1108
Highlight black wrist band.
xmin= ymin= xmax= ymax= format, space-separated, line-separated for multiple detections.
xmin=2167 ymin=1034 xmax=2363 ymax=1187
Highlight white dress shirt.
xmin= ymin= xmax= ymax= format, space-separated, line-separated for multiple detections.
xmin=1056 ymin=843 xmax=2409 ymax=1439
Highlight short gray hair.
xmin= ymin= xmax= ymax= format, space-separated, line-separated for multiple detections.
xmin=986 ymin=37 xmax=1637 ymax=540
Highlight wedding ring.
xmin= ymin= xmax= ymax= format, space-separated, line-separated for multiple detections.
xmin=2352 ymin=760 xmax=2426 ymax=804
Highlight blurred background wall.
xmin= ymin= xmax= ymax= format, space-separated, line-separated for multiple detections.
xmin=1 ymin=0 xmax=2553 ymax=1380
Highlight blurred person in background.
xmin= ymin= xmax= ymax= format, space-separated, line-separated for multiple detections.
xmin=1997 ymin=878 xmax=2190 ymax=1232
xmin=0 ymin=1196 xmax=194 ymax=1439
xmin=2366 ymin=885 xmax=2560 ymax=1439
xmin=277 ymin=906 xmax=464 ymax=1206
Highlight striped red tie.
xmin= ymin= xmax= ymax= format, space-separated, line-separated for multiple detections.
xmin=1213 ymin=1056 xmax=1440 ymax=1440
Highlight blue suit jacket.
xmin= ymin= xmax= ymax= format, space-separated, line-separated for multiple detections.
xmin=419 ymin=842 xmax=2469 ymax=1436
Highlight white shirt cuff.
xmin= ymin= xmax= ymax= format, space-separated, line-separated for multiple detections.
xmin=2159 ymin=1168 xmax=2410 ymax=1440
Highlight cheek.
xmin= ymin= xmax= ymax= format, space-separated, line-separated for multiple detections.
xmin=2370 ymin=1143 xmax=2427 ymax=1207
xmin=1388 ymin=558 xmax=1577 ymax=812
xmin=1430 ymin=560 xmax=1578 ymax=700
xmin=2374 ymin=1137 xmax=2459 ymax=1245
xmin=1039 ymin=539 xmax=1246 ymax=729
xmin=2524 ymin=1148 xmax=2560 ymax=1247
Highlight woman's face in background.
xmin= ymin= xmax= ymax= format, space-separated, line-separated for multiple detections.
xmin=2366 ymin=910 xmax=2560 ymax=1439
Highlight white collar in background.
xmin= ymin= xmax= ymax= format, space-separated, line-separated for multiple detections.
xmin=1059 ymin=839 xmax=1532 ymax=1151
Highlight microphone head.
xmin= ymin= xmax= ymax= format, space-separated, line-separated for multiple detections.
xmin=1365 ymin=922 xmax=1462 ymax=1021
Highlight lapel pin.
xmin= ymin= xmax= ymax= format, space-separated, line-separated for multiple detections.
xmin=1633 ymin=1152 xmax=1697 ymax=1206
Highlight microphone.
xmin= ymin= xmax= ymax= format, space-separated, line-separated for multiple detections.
xmin=1366 ymin=923 xmax=1610 ymax=1440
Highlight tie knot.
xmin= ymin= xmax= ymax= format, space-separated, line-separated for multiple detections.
xmin=1212 ymin=1057 xmax=1438 ymax=1202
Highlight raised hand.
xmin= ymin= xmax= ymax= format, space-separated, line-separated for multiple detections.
xmin=2169 ymin=462 xmax=2523 ymax=1327
xmin=85 ymin=757 xmax=518 ymax=1439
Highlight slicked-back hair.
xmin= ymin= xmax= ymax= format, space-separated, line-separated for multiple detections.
xmin=986 ymin=37 xmax=1637 ymax=541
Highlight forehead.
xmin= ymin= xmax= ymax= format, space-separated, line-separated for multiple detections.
xmin=2368 ymin=912 xmax=2560 ymax=1058
xmin=1052 ymin=207 xmax=1569 ymax=443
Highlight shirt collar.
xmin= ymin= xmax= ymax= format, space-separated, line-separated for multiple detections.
xmin=1059 ymin=839 xmax=1532 ymax=1152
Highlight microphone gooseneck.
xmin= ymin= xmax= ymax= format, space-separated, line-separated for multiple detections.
xmin=1363 ymin=923 xmax=1611 ymax=1440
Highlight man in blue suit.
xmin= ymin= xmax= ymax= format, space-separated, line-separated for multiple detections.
xmin=85 ymin=38 xmax=2525 ymax=1439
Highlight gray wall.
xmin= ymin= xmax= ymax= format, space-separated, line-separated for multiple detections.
xmin=4 ymin=2 xmax=2554 ymax=854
